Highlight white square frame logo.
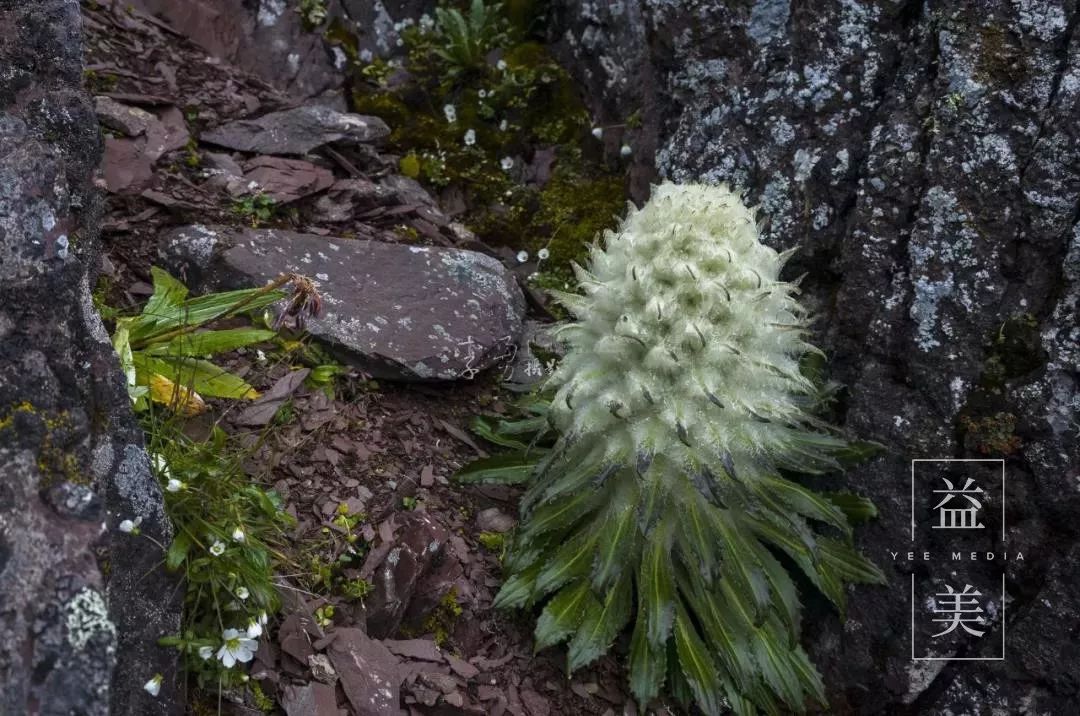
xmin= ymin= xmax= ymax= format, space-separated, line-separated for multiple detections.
xmin=909 ymin=458 xmax=1006 ymax=662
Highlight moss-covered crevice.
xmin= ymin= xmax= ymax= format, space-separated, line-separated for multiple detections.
xmin=336 ymin=1 xmax=629 ymax=279
xmin=956 ymin=313 xmax=1046 ymax=455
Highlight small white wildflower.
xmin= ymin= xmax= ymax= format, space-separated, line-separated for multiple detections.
xmin=246 ymin=620 xmax=263 ymax=638
xmin=151 ymin=453 xmax=171 ymax=478
xmin=241 ymin=674 xmax=250 ymax=682
xmin=538 ymin=248 xmax=550 ymax=260
xmin=236 ymin=586 xmax=250 ymax=601
xmin=500 ymin=157 xmax=513 ymax=171
xmin=209 ymin=540 xmax=226 ymax=556
xmin=395 ymin=38 xmax=403 ymax=47
xmin=464 ymin=129 xmax=476 ymax=146
xmin=118 ymin=516 xmax=142 ymax=534
xmin=478 ymin=89 xmax=488 ymax=99
xmin=143 ymin=674 xmax=163 ymax=697
xmin=254 ymin=349 xmax=267 ymax=363
xmin=393 ymin=21 xmax=402 ymax=31
xmin=165 ymin=479 xmax=184 ymax=493
xmin=359 ymin=49 xmax=373 ymax=63
xmin=497 ymin=59 xmax=507 ymax=71
xmin=516 ymin=251 xmax=529 ymax=263
xmin=443 ymin=104 xmax=457 ymax=123
xmin=197 ymin=645 xmax=214 ymax=660
xmin=258 ymin=611 xmax=268 ymax=626
xmin=620 ymin=144 xmax=632 ymax=158
xmin=591 ymin=127 xmax=603 ymax=140
xmin=216 ymin=628 xmax=258 ymax=668
xmin=231 ymin=527 xmax=246 ymax=543
xmin=527 ymin=272 xmax=539 ymax=281
xmin=419 ymin=13 xmax=434 ymax=31
xmin=499 ymin=119 xmax=508 ymax=131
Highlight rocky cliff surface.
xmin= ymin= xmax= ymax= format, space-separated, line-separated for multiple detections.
xmin=0 ymin=1 xmax=180 ymax=713
xmin=552 ymin=0 xmax=1080 ymax=711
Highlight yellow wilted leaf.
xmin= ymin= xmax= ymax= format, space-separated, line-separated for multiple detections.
xmin=148 ymin=373 xmax=207 ymax=416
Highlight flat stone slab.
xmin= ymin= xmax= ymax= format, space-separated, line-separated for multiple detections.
xmin=160 ymin=225 xmax=525 ymax=381
xmin=201 ymin=105 xmax=389 ymax=155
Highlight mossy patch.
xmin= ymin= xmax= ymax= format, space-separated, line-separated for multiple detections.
xmin=346 ymin=1 xmax=628 ymax=278
xmin=957 ymin=313 xmax=1046 ymax=456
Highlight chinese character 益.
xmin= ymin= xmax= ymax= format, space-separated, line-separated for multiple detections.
xmin=931 ymin=477 xmax=985 ymax=529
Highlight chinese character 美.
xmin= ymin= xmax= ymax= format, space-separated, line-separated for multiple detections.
xmin=931 ymin=477 xmax=985 ymax=529
xmin=931 ymin=584 xmax=986 ymax=638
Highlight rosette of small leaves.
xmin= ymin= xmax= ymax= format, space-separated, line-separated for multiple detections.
xmin=456 ymin=182 xmax=885 ymax=715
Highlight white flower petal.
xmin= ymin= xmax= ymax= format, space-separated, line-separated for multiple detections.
xmin=516 ymin=251 xmax=529 ymax=263
xmin=143 ymin=675 xmax=162 ymax=697
xmin=118 ymin=520 xmax=135 ymax=533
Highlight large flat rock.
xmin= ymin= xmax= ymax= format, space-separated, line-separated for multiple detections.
xmin=160 ymin=226 xmax=525 ymax=381
xmin=201 ymin=105 xmax=389 ymax=155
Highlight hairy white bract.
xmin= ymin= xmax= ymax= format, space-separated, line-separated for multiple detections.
xmin=548 ymin=182 xmax=818 ymax=474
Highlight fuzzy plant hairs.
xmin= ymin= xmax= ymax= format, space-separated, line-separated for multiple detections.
xmin=457 ymin=181 xmax=885 ymax=715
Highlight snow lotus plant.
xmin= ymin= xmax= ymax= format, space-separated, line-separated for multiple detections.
xmin=456 ymin=183 xmax=885 ymax=715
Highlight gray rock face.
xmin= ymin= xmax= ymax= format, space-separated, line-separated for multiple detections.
xmin=126 ymin=0 xmax=348 ymax=101
xmin=0 ymin=1 xmax=180 ymax=714
xmin=160 ymin=225 xmax=526 ymax=381
xmin=553 ymin=0 xmax=1080 ymax=712
xmin=201 ymin=105 xmax=390 ymax=155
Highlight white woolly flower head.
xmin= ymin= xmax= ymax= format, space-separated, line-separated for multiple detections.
xmin=547 ymin=182 xmax=816 ymax=472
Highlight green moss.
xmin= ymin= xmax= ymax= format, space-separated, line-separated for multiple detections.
xmin=347 ymin=1 xmax=628 ymax=275
xmin=960 ymin=412 xmax=1022 ymax=456
xmin=977 ymin=23 xmax=1027 ymax=83
xmin=477 ymin=531 xmax=505 ymax=552
xmin=249 ymin=680 xmax=275 ymax=712
xmin=421 ymin=586 xmax=463 ymax=647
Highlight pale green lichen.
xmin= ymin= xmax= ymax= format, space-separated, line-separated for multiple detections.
xmin=65 ymin=587 xmax=117 ymax=651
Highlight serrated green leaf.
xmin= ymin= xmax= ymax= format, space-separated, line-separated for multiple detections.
xmin=628 ymin=602 xmax=666 ymax=706
xmin=493 ymin=563 xmax=541 ymax=610
xmin=567 ymin=574 xmax=632 ymax=672
xmin=711 ymin=511 xmax=771 ymax=622
xmin=762 ymin=475 xmax=851 ymax=534
xmin=823 ymin=491 xmax=878 ymax=523
xmin=534 ymin=581 xmax=593 ymax=652
xmin=520 ymin=487 xmax=603 ymax=541
xmin=748 ymin=539 xmax=802 ymax=641
xmin=788 ymin=642 xmax=827 ymax=708
xmin=640 ymin=526 xmax=675 ymax=648
xmin=452 ymin=450 xmax=540 ymax=485
xmin=818 ymin=536 xmax=886 ymax=585
xmin=751 ymin=622 xmax=805 ymax=709
xmin=590 ymin=480 xmax=639 ymax=589
xmin=832 ymin=439 xmax=887 ymax=467
xmin=534 ymin=531 xmax=599 ymax=597
xmin=673 ymin=602 xmax=724 ymax=716
xmin=470 ymin=416 xmax=529 ymax=449
xmin=675 ymin=486 xmax=719 ymax=583
xmin=677 ymin=571 xmax=755 ymax=695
